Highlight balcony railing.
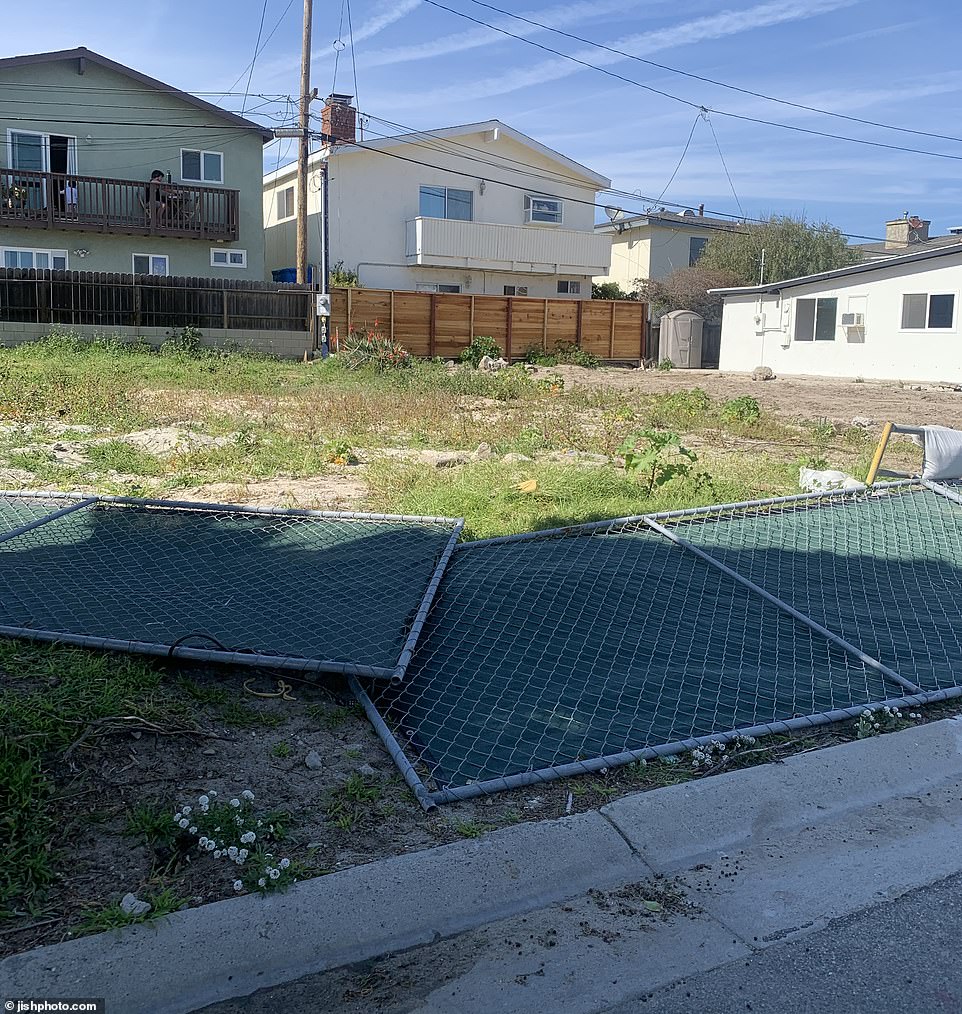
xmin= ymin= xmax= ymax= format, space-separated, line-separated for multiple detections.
xmin=405 ymin=217 xmax=612 ymax=275
xmin=0 ymin=168 xmax=238 ymax=240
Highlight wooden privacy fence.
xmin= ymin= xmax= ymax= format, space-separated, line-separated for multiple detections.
xmin=331 ymin=287 xmax=648 ymax=362
xmin=0 ymin=269 xmax=312 ymax=332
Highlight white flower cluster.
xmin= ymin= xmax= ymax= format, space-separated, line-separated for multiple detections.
xmin=170 ymin=788 xmax=295 ymax=895
xmin=856 ymin=706 xmax=908 ymax=738
xmin=690 ymin=733 xmax=757 ymax=771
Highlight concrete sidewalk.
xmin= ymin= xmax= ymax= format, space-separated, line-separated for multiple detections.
xmin=5 ymin=718 xmax=962 ymax=1013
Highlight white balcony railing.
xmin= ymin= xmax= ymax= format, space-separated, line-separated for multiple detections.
xmin=405 ymin=217 xmax=611 ymax=275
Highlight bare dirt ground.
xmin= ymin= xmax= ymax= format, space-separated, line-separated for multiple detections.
xmin=543 ymin=366 xmax=962 ymax=428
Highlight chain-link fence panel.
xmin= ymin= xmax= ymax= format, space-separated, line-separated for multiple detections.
xmin=0 ymin=493 xmax=94 ymax=538
xmin=0 ymin=495 xmax=461 ymax=679
xmin=365 ymin=517 xmax=898 ymax=802
xmin=666 ymin=484 xmax=962 ymax=692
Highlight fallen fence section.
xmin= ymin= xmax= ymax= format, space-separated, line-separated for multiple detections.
xmin=0 ymin=492 xmax=461 ymax=681
xmin=357 ymin=480 xmax=962 ymax=809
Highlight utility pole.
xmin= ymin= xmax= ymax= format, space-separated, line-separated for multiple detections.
xmin=295 ymin=0 xmax=313 ymax=285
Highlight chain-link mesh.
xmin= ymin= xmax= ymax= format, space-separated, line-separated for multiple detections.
xmin=0 ymin=497 xmax=460 ymax=677
xmin=368 ymin=520 xmax=894 ymax=794
xmin=0 ymin=494 xmax=79 ymax=537
xmin=667 ymin=485 xmax=962 ymax=691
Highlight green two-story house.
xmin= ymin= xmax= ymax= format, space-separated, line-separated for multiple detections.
xmin=0 ymin=47 xmax=271 ymax=278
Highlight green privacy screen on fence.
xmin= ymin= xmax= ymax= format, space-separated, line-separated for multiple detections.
xmin=0 ymin=493 xmax=462 ymax=680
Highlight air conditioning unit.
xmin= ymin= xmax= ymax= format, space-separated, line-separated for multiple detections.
xmin=840 ymin=312 xmax=864 ymax=327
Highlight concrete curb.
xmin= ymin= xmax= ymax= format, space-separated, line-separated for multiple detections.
xmin=0 ymin=811 xmax=642 ymax=1014
xmin=5 ymin=718 xmax=962 ymax=1014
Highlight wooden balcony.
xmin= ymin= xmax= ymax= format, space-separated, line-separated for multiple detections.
xmin=0 ymin=168 xmax=238 ymax=240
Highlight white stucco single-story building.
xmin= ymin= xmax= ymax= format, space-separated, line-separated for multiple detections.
xmin=713 ymin=243 xmax=962 ymax=383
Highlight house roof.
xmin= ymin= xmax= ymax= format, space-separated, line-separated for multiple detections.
xmin=264 ymin=119 xmax=611 ymax=188
xmin=595 ymin=209 xmax=744 ymax=235
xmin=0 ymin=47 xmax=274 ymax=142
xmin=709 ymin=241 xmax=962 ymax=296
xmin=853 ymin=234 xmax=962 ymax=260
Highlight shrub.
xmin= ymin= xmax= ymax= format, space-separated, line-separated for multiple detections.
xmin=340 ymin=326 xmax=411 ymax=371
xmin=460 ymin=335 xmax=502 ymax=367
xmin=721 ymin=395 xmax=761 ymax=425
xmin=618 ymin=429 xmax=710 ymax=496
xmin=658 ymin=357 xmax=674 ymax=372
xmin=526 ymin=341 xmax=599 ymax=368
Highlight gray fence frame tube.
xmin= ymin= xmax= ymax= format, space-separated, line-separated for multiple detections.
xmin=348 ymin=675 xmax=437 ymax=811
xmin=922 ymin=479 xmax=962 ymax=505
xmin=0 ymin=498 xmax=97 ymax=544
xmin=643 ymin=516 xmax=922 ymax=695
xmin=427 ymin=686 xmax=962 ymax=805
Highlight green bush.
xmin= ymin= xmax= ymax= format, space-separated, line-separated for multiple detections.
xmin=658 ymin=357 xmax=674 ymax=371
xmin=525 ymin=341 xmax=599 ymax=368
xmin=340 ymin=330 xmax=411 ymax=371
xmin=460 ymin=335 xmax=503 ymax=367
xmin=721 ymin=396 xmax=761 ymax=425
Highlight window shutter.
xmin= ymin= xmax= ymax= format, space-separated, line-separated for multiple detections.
xmin=901 ymin=293 xmax=927 ymax=329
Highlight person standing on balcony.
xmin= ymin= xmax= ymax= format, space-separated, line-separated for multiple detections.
xmin=61 ymin=179 xmax=78 ymax=217
xmin=144 ymin=169 xmax=167 ymax=224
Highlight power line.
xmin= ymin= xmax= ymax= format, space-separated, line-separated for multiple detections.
xmin=220 ymin=0 xmax=299 ymax=98
xmin=705 ymin=115 xmax=744 ymax=219
xmin=420 ymin=0 xmax=962 ymax=163
xmin=656 ymin=112 xmax=701 ymax=203
xmin=460 ymin=0 xmax=962 ymax=147
xmin=241 ymin=0 xmax=272 ymax=114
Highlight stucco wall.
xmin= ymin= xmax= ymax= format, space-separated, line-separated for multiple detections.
xmin=263 ymin=127 xmax=604 ymax=295
xmin=600 ymin=222 xmax=717 ymax=290
xmin=0 ymin=56 xmax=266 ymax=278
xmin=718 ymin=253 xmax=962 ymax=382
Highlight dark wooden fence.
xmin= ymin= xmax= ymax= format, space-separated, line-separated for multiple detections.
xmin=0 ymin=269 xmax=312 ymax=332
xmin=647 ymin=321 xmax=721 ymax=367
xmin=331 ymin=287 xmax=648 ymax=362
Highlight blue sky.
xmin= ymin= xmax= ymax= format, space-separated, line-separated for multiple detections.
xmin=5 ymin=0 xmax=961 ymax=241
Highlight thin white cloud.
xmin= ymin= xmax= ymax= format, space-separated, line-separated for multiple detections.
xmin=358 ymin=0 xmax=654 ymax=68
xmin=315 ymin=0 xmax=422 ymax=61
xmin=384 ymin=0 xmax=861 ymax=106
xmin=817 ymin=19 xmax=926 ymax=47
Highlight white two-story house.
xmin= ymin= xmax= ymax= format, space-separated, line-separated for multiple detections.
xmin=263 ymin=98 xmax=611 ymax=298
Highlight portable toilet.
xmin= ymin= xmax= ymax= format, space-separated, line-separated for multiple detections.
xmin=658 ymin=310 xmax=704 ymax=368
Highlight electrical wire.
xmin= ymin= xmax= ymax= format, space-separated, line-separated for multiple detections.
xmin=705 ymin=114 xmax=744 ymax=219
xmin=219 ymin=0 xmax=299 ymax=99
xmin=656 ymin=112 xmax=701 ymax=204
xmin=460 ymin=0 xmax=962 ymax=147
xmin=241 ymin=0 xmax=272 ymax=114
xmin=347 ymin=0 xmax=360 ymax=109
xmin=420 ymin=0 xmax=962 ymax=163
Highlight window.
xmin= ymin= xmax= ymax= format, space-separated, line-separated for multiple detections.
xmin=503 ymin=285 xmax=529 ymax=296
xmin=1 ymin=247 xmax=67 ymax=269
xmin=524 ymin=194 xmax=563 ymax=224
xmin=277 ymin=186 xmax=295 ymax=220
xmin=132 ymin=254 xmax=169 ymax=276
xmin=181 ymin=149 xmax=223 ymax=184
xmin=418 ymin=186 xmax=473 ymax=221
xmin=901 ymin=292 xmax=955 ymax=330
xmin=794 ymin=297 xmax=837 ymax=341
xmin=689 ymin=237 xmax=708 ymax=266
xmin=211 ymin=248 xmax=247 ymax=268
xmin=415 ymin=282 xmax=461 ymax=293
xmin=557 ymin=280 xmax=581 ymax=295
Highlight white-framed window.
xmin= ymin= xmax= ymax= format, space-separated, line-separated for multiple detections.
xmin=416 ymin=282 xmax=461 ymax=293
xmin=211 ymin=248 xmax=247 ymax=268
xmin=504 ymin=285 xmax=529 ymax=296
xmin=181 ymin=149 xmax=223 ymax=184
xmin=794 ymin=296 xmax=837 ymax=341
xmin=901 ymin=292 xmax=956 ymax=330
xmin=418 ymin=185 xmax=473 ymax=221
xmin=557 ymin=280 xmax=581 ymax=295
xmin=689 ymin=237 xmax=708 ymax=266
xmin=1 ymin=246 xmax=68 ymax=269
xmin=524 ymin=194 xmax=563 ymax=224
xmin=132 ymin=253 xmax=169 ymax=276
xmin=276 ymin=186 xmax=295 ymax=221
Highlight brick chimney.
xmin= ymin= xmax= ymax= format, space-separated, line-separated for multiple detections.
xmin=322 ymin=94 xmax=356 ymax=145
xmin=885 ymin=212 xmax=930 ymax=249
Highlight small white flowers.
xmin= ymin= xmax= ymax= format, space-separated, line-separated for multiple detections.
xmin=233 ymin=880 xmax=244 ymax=892
xmin=229 ymin=798 xmax=241 ymax=808
xmin=258 ymin=877 xmax=266 ymax=888
xmin=182 ymin=806 xmax=192 ymax=816
xmin=227 ymin=846 xmax=239 ymax=859
xmin=240 ymin=831 xmax=256 ymax=845
xmin=279 ymin=858 xmax=290 ymax=870
xmin=269 ymin=869 xmax=280 ymax=881
xmin=198 ymin=795 xmax=210 ymax=807
xmin=241 ymin=790 xmax=255 ymax=801
xmin=213 ymin=850 xmax=222 ymax=859
xmin=178 ymin=818 xmax=190 ymax=829
xmin=173 ymin=812 xmax=183 ymax=822
xmin=188 ymin=826 xmax=198 ymax=835
xmin=199 ymin=837 xmax=209 ymax=848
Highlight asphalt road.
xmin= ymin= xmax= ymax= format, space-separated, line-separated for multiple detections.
xmin=611 ymin=871 xmax=962 ymax=1014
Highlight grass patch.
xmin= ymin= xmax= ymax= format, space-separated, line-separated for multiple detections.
xmin=76 ymin=886 xmax=187 ymax=935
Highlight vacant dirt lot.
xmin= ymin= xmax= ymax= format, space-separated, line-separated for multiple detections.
xmin=545 ymin=366 xmax=962 ymax=428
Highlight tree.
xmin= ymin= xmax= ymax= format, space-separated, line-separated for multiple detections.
xmin=697 ymin=214 xmax=861 ymax=286
xmin=634 ymin=266 xmax=743 ymax=322
xmin=591 ymin=281 xmax=637 ymax=300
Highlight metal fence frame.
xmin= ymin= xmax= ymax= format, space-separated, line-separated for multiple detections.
xmin=355 ymin=479 xmax=962 ymax=810
xmin=0 ymin=490 xmax=462 ymax=681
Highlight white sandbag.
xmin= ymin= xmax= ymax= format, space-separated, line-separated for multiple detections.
xmin=800 ymin=467 xmax=866 ymax=493
xmin=921 ymin=425 xmax=962 ymax=481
